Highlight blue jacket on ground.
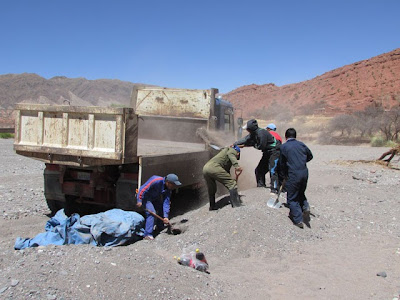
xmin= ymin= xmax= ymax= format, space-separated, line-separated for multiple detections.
xmin=137 ymin=176 xmax=171 ymax=218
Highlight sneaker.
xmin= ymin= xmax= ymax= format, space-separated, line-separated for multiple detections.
xmin=143 ymin=235 xmax=154 ymax=240
xmin=294 ymin=222 xmax=304 ymax=229
xmin=209 ymin=206 xmax=218 ymax=211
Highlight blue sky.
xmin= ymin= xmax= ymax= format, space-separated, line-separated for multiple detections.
xmin=1 ymin=0 xmax=399 ymax=93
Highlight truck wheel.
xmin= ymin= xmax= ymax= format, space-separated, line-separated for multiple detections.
xmin=46 ymin=199 xmax=65 ymax=216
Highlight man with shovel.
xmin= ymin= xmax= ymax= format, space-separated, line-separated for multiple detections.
xmin=278 ymin=128 xmax=313 ymax=229
xmin=136 ymin=174 xmax=181 ymax=240
xmin=203 ymin=145 xmax=243 ymax=210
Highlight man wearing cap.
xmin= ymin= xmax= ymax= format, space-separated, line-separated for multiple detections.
xmin=265 ymin=123 xmax=282 ymax=194
xmin=203 ymin=145 xmax=243 ymax=210
xmin=234 ymin=119 xmax=278 ymax=188
xmin=266 ymin=123 xmax=282 ymax=143
xmin=136 ymin=173 xmax=181 ymax=240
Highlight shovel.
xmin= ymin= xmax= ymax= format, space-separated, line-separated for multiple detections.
xmin=145 ymin=209 xmax=182 ymax=235
xmin=267 ymin=181 xmax=285 ymax=209
xmin=209 ymin=144 xmax=221 ymax=151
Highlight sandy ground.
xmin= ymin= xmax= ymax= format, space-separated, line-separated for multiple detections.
xmin=0 ymin=138 xmax=399 ymax=299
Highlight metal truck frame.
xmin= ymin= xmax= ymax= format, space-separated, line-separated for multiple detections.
xmin=14 ymin=87 xmax=235 ymax=215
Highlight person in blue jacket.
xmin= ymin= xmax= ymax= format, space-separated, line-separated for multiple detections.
xmin=136 ymin=174 xmax=181 ymax=240
xmin=278 ymin=128 xmax=313 ymax=229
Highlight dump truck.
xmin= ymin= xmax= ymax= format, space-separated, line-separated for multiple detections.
xmin=13 ymin=87 xmax=235 ymax=215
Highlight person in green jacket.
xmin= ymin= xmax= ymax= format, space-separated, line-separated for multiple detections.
xmin=203 ymin=145 xmax=243 ymax=210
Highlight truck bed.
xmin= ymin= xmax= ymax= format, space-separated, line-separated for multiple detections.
xmin=138 ymin=139 xmax=205 ymax=156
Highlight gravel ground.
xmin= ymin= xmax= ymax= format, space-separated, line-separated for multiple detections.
xmin=0 ymin=138 xmax=399 ymax=299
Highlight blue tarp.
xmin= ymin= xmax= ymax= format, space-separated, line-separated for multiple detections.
xmin=15 ymin=209 xmax=145 ymax=250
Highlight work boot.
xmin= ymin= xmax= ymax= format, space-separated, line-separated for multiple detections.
xmin=294 ymin=222 xmax=304 ymax=229
xmin=229 ymin=188 xmax=241 ymax=208
xmin=256 ymin=177 xmax=267 ymax=188
xmin=303 ymin=207 xmax=311 ymax=223
xmin=209 ymin=195 xmax=217 ymax=211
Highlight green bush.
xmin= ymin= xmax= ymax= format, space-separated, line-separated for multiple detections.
xmin=0 ymin=133 xmax=14 ymax=139
xmin=370 ymin=136 xmax=398 ymax=147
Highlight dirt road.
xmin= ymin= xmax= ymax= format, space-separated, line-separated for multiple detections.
xmin=0 ymin=138 xmax=399 ymax=299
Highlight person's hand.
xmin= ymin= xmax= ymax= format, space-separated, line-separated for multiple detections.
xmin=163 ymin=217 xmax=170 ymax=224
xmin=235 ymin=167 xmax=243 ymax=172
xmin=136 ymin=202 xmax=142 ymax=208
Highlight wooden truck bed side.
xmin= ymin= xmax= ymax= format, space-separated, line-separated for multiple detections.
xmin=14 ymin=104 xmax=138 ymax=166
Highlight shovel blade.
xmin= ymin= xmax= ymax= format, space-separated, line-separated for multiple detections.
xmin=267 ymin=197 xmax=281 ymax=209
xmin=209 ymin=144 xmax=221 ymax=151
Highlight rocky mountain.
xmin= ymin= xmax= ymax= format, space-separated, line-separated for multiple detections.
xmin=1 ymin=48 xmax=400 ymax=127
xmin=0 ymin=73 xmax=140 ymax=109
xmin=0 ymin=74 xmax=146 ymax=126
xmin=223 ymin=48 xmax=400 ymax=118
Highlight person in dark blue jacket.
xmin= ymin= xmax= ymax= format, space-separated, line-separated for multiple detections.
xmin=278 ymin=128 xmax=313 ymax=229
xmin=136 ymin=174 xmax=181 ymax=240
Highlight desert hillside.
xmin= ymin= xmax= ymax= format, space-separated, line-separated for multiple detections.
xmin=0 ymin=74 xmax=143 ymax=126
xmin=1 ymin=48 xmax=399 ymax=126
xmin=224 ymin=48 xmax=400 ymax=118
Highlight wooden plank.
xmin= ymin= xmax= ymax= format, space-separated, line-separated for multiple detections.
xmin=15 ymin=104 xmax=127 ymax=115
xmin=88 ymin=114 xmax=95 ymax=150
xmin=62 ymin=113 xmax=69 ymax=147
xmin=14 ymin=144 xmax=122 ymax=160
xmin=115 ymin=114 xmax=122 ymax=153
xmin=15 ymin=150 xmax=138 ymax=167
xmin=37 ymin=111 xmax=44 ymax=145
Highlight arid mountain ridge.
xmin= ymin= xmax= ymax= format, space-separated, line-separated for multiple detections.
xmin=224 ymin=48 xmax=400 ymax=118
xmin=1 ymin=48 xmax=399 ymax=126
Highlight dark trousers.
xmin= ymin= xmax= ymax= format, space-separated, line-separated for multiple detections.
xmin=255 ymin=152 xmax=270 ymax=186
xmin=286 ymin=169 xmax=309 ymax=224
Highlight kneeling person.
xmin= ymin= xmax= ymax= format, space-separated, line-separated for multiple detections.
xmin=136 ymin=174 xmax=181 ymax=240
xmin=203 ymin=145 xmax=243 ymax=210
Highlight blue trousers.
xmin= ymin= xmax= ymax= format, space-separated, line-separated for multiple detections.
xmin=144 ymin=201 xmax=164 ymax=237
xmin=269 ymin=151 xmax=280 ymax=192
xmin=286 ymin=170 xmax=309 ymax=224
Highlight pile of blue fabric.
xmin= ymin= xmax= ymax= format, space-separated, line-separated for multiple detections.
xmin=15 ymin=209 xmax=145 ymax=250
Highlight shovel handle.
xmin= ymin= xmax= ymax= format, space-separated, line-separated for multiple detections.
xmin=235 ymin=169 xmax=242 ymax=181
xmin=145 ymin=209 xmax=171 ymax=226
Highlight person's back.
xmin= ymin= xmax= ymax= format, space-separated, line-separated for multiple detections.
xmin=206 ymin=147 xmax=238 ymax=172
xmin=280 ymin=139 xmax=312 ymax=174
xmin=278 ymin=128 xmax=313 ymax=229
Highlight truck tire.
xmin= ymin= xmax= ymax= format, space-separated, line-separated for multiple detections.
xmin=46 ymin=199 xmax=65 ymax=216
